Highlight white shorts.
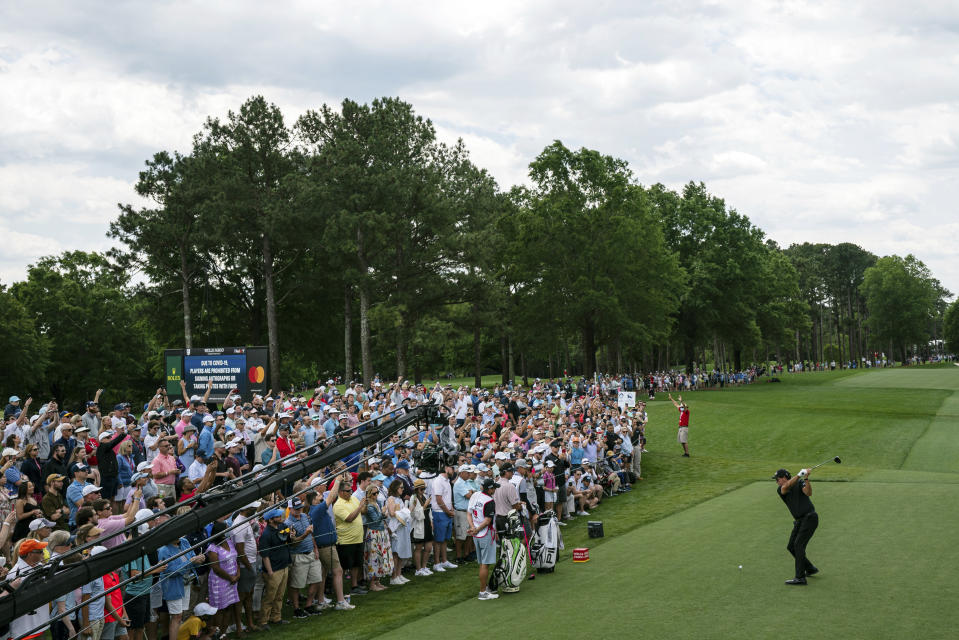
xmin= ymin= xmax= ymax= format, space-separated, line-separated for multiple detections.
xmin=453 ymin=511 xmax=470 ymax=541
xmin=677 ymin=427 xmax=689 ymax=444
xmin=166 ymin=586 xmax=189 ymax=616
xmin=544 ymin=490 xmax=557 ymax=503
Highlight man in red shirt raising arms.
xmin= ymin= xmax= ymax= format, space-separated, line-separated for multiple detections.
xmin=668 ymin=394 xmax=691 ymax=457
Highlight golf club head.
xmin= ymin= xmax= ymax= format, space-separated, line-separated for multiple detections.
xmin=833 ymin=456 xmax=842 ymax=464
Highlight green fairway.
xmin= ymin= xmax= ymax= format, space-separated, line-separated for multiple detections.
xmin=381 ymin=480 xmax=959 ymax=640
xmin=833 ymin=366 xmax=959 ymax=391
xmin=263 ymin=367 xmax=959 ymax=640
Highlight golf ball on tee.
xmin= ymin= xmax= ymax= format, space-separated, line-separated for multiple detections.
xmin=738 ymin=565 xmax=743 ymax=569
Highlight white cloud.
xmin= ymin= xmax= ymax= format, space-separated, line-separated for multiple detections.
xmin=0 ymin=0 xmax=957 ymax=298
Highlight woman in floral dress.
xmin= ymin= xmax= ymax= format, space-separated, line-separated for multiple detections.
xmin=363 ymin=490 xmax=393 ymax=591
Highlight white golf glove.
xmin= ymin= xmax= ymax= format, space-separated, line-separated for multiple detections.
xmin=798 ymin=468 xmax=808 ymax=478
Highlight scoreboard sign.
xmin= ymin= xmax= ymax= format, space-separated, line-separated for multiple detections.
xmin=165 ymin=347 xmax=269 ymax=403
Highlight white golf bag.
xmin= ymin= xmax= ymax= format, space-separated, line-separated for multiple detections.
xmin=490 ymin=509 xmax=528 ymax=593
xmin=530 ymin=509 xmax=563 ymax=572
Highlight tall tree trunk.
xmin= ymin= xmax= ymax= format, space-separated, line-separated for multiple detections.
xmin=262 ymin=234 xmax=281 ymax=393
xmin=507 ymin=331 xmax=515 ymax=384
xmin=473 ymin=303 xmax=482 ymax=388
xmin=734 ymin=347 xmax=742 ymax=371
xmin=713 ymin=335 xmax=721 ymax=372
xmin=396 ymin=314 xmax=407 ymax=379
xmin=359 ymin=285 xmax=372 ymax=386
xmin=615 ymin=338 xmax=623 ymax=374
xmin=583 ymin=319 xmax=596 ymax=379
xmin=836 ymin=310 xmax=844 ymax=367
xmin=794 ymin=329 xmax=800 ymax=366
xmin=179 ymin=244 xmax=193 ymax=349
xmin=356 ymin=228 xmax=372 ymax=386
xmin=344 ymin=284 xmax=353 ymax=381
xmin=500 ymin=332 xmax=508 ymax=385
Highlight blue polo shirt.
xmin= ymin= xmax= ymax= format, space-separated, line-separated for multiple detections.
xmin=286 ymin=512 xmax=314 ymax=554
xmin=309 ymin=501 xmax=337 ymax=547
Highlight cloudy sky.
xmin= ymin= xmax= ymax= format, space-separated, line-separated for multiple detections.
xmin=2 ymin=0 xmax=958 ymax=295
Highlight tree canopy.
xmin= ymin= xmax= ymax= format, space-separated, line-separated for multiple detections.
xmin=2 ymin=95 xmax=954 ymax=405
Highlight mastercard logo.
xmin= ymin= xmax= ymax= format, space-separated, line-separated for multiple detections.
xmin=248 ymin=366 xmax=265 ymax=384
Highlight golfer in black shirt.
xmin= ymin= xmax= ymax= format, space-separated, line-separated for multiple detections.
xmin=773 ymin=467 xmax=820 ymax=585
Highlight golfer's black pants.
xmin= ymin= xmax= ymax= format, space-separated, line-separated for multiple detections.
xmin=787 ymin=512 xmax=818 ymax=578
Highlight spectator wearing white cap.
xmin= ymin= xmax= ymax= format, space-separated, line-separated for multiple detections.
xmin=80 ymin=545 xmax=109 ymax=640
xmin=452 ymin=464 xmax=476 ymax=564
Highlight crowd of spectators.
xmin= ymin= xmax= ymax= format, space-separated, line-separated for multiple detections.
xmin=0 ymin=375 xmax=653 ymax=640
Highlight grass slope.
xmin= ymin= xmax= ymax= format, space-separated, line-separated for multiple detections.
xmin=382 ymin=480 xmax=959 ymax=640
xmin=262 ymin=368 xmax=958 ymax=639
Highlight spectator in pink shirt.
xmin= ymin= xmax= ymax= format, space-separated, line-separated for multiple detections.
xmin=151 ymin=438 xmax=180 ymax=500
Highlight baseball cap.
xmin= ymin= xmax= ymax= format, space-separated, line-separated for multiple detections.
xmin=28 ymin=518 xmax=56 ymax=531
xmin=18 ymin=539 xmax=48 ymax=556
xmin=135 ymin=508 xmax=156 ymax=523
xmin=264 ymin=508 xmax=285 ymax=520
xmin=194 ymin=603 xmax=218 ymax=617
xmin=457 ymin=464 xmax=470 ymax=473
xmin=1 ymin=448 xmax=18 ymax=458
xmin=772 ymin=469 xmax=791 ymax=480
xmin=396 ymin=460 xmax=410 ymax=470
xmin=290 ymin=498 xmax=303 ymax=509
xmin=82 ymin=484 xmax=102 ymax=496
xmin=481 ymin=478 xmax=499 ymax=490
xmin=202 ymin=414 xmax=215 ymax=423
xmin=499 ymin=463 xmax=515 ymax=473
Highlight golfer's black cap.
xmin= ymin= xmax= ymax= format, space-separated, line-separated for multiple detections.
xmin=549 ymin=439 xmax=562 ymax=448
xmin=481 ymin=478 xmax=499 ymax=490
xmin=772 ymin=468 xmax=791 ymax=480
xmin=499 ymin=463 xmax=515 ymax=473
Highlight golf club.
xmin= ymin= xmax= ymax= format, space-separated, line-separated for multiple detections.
xmin=808 ymin=456 xmax=842 ymax=472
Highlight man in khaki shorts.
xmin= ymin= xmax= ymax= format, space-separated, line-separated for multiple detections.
xmin=452 ymin=465 xmax=475 ymax=563
xmin=285 ymin=497 xmax=322 ymax=618
xmin=307 ymin=478 xmax=353 ymax=611
xmin=669 ymin=394 xmax=690 ymax=457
